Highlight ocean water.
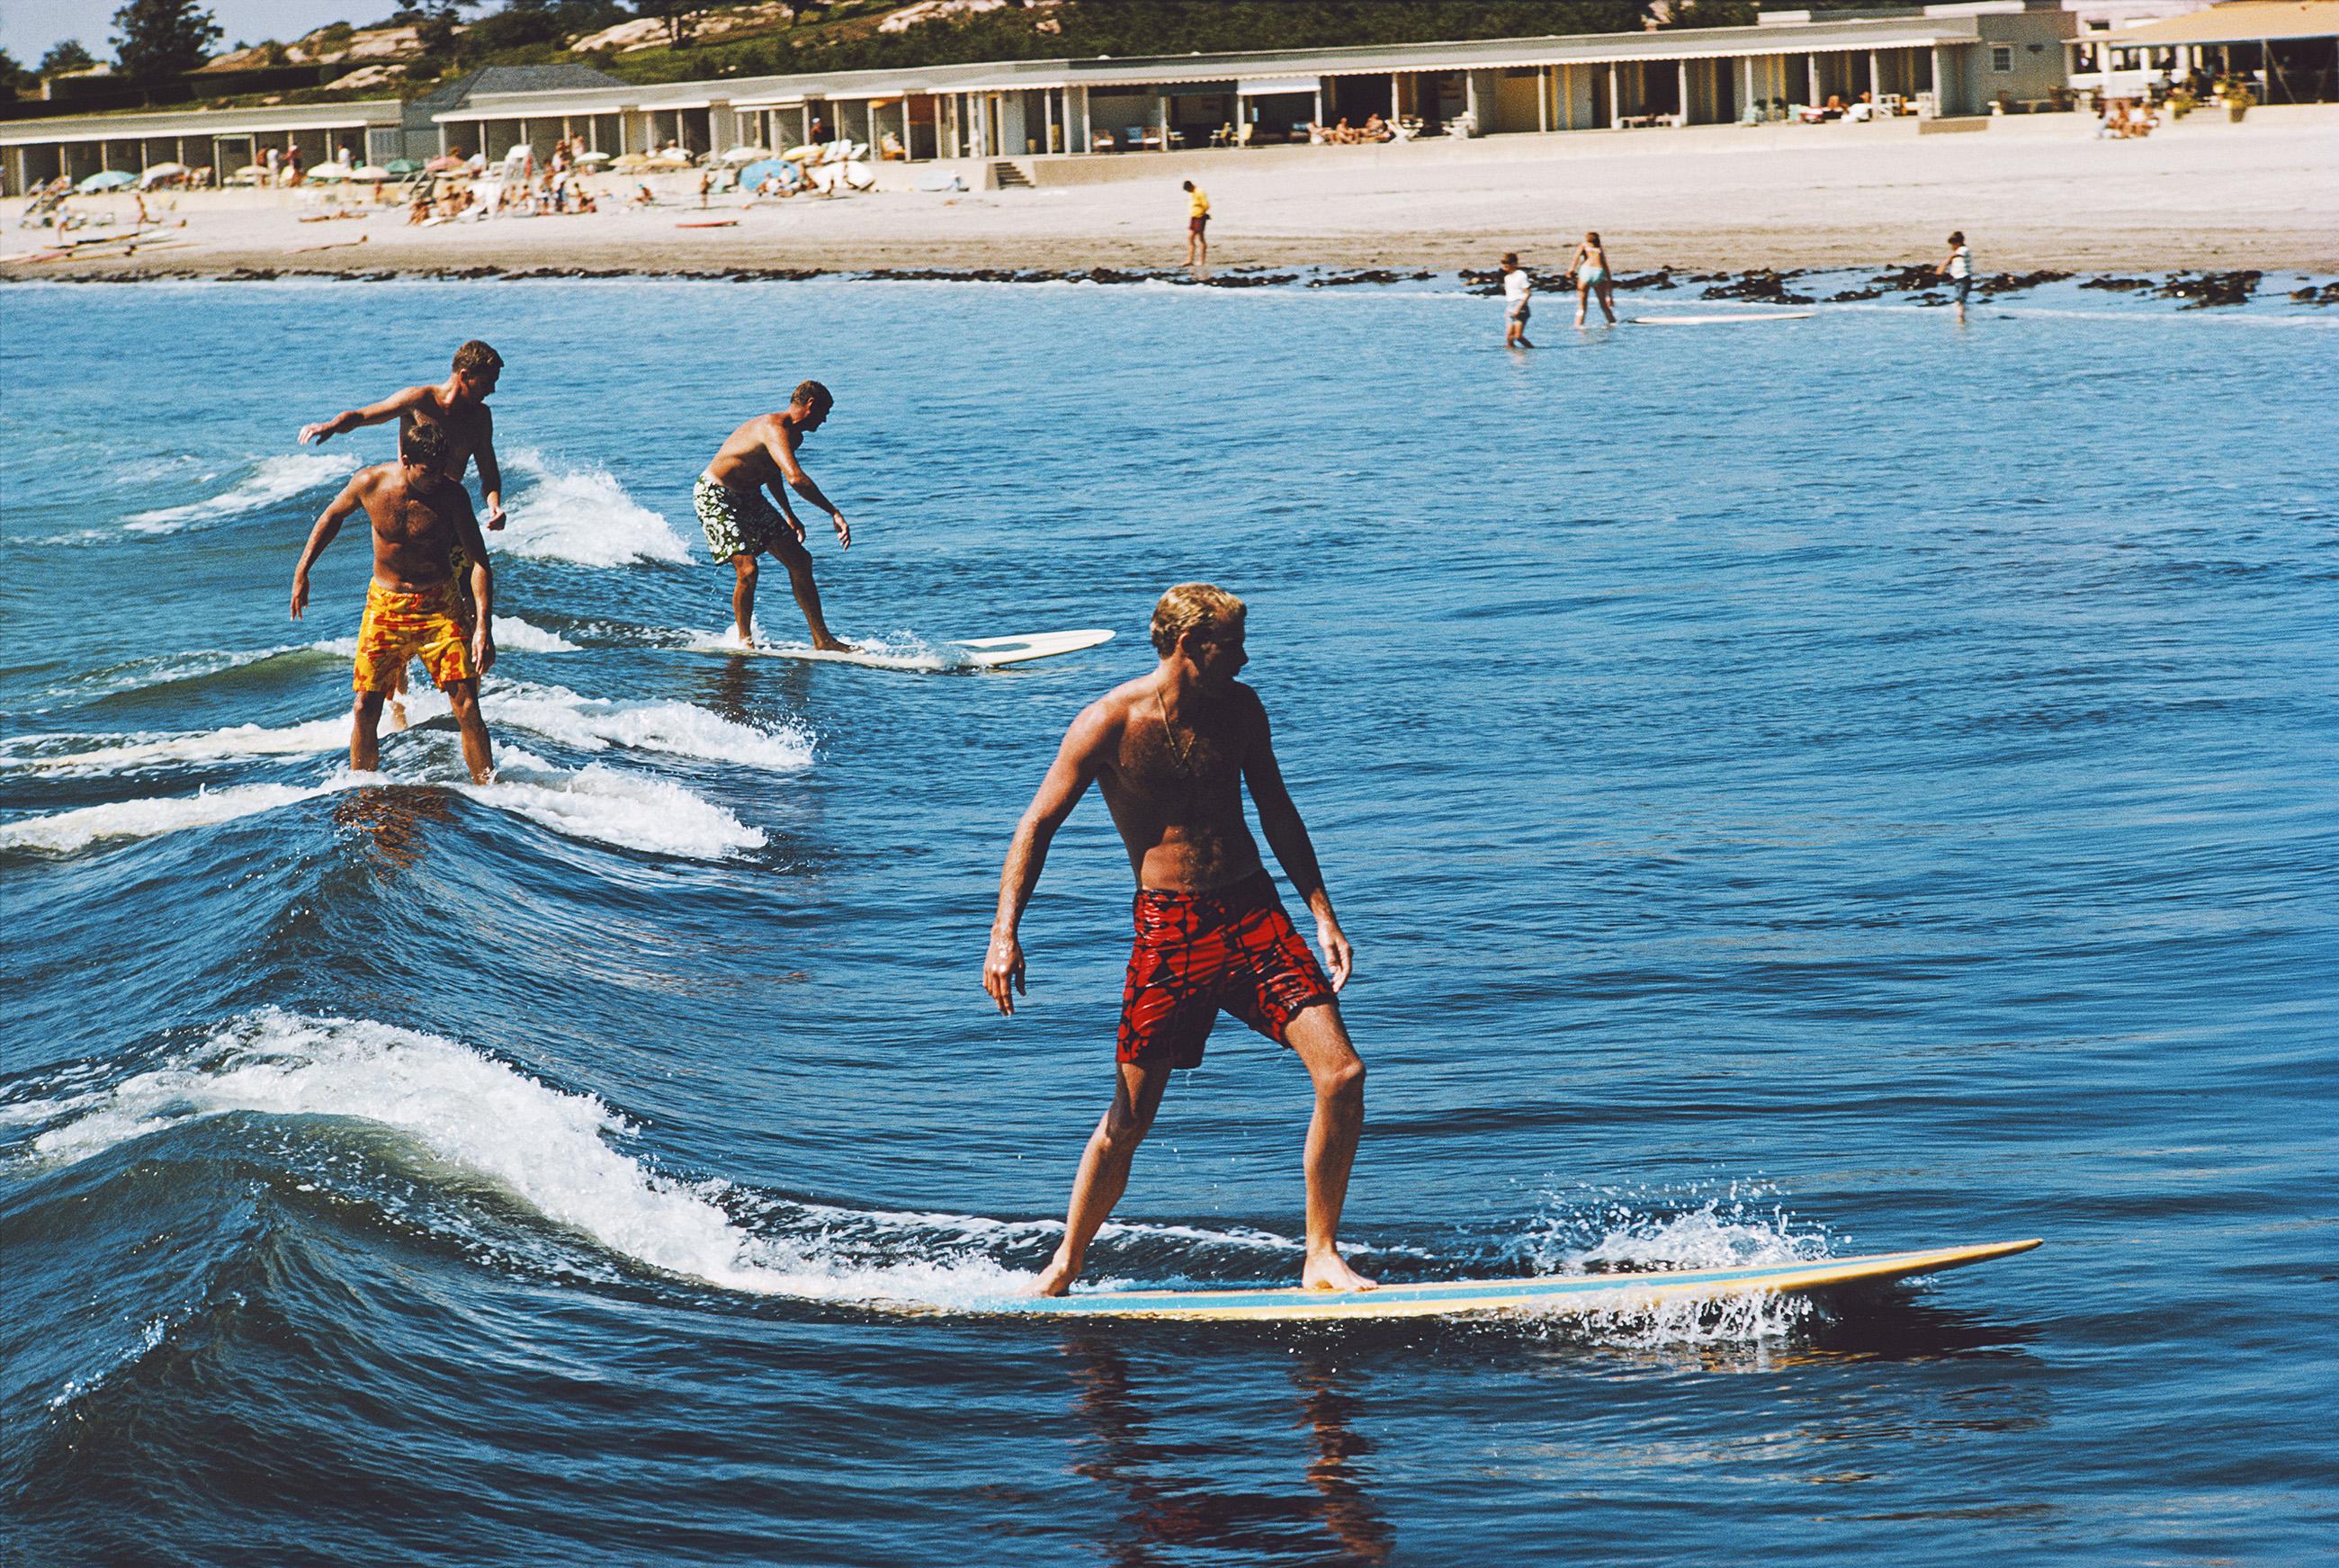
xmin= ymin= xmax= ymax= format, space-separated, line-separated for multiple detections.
xmin=2 ymin=276 xmax=2334 ymax=1566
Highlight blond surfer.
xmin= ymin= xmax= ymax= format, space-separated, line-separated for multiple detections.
xmin=985 ymin=583 xmax=1373 ymax=1297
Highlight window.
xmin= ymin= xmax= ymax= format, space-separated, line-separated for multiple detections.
xmin=1990 ymin=44 xmax=2014 ymax=73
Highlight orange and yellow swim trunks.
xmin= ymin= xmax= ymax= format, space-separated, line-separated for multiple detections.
xmin=352 ymin=578 xmax=477 ymax=694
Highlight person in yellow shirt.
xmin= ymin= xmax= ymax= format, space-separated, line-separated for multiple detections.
xmin=1181 ymin=179 xmax=1210 ymax=270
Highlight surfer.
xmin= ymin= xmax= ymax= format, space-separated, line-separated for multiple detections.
xmin=297 ymin=341 xmax=507 ymax=730
xmin=696 ymin=380 xmax=854 ymax=651
xmin=297 ymin=340 xmax=506 ymax=531
xmin=984 ymin=583 xmax=1373 ymax=1296
xmin=290 ymin=422 xmax=497 ymax=784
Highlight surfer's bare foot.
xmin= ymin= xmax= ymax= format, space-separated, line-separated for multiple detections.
xmin=1031 ymin=1251 xmax=1080 ymax=1297
xmin=812 ymin=634 xmax=855 ymax=653
xmin=1303 ymin=1251 xmax=1376 ymax=1293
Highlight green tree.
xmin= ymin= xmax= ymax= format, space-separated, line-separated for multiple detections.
xmin=0 ymin=47 xmax=24 ymax=100
xmin=40 ymin=39 xmax=99 ymax=75
xmin=110 ymin=0 xmax=222 ymax=83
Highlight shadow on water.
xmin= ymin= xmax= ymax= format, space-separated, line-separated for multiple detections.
xmin=1058 ymin=1327 xmax=1394 ymax=1568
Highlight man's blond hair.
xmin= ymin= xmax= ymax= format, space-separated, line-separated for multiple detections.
xmin=1151 ymin=582 xmax=1245 ymax=656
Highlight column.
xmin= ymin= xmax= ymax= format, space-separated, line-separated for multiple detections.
xmin=1539 ymin=67 xmax=1550 ymax=131
xmin=1609 ymin=63 xmax=1621 ymax=127
xmin=1930 ymin=45 xmax=1949 ymax=113
xmin=1869 ymin=49 xmax=1883 ymax=101
xmin=1678 ymin=60 xmax=1691 ymax=123
xmin=1044 ymin=89 xmax=1055 ymax=154
xmin=1743 ymin=56 xmax=1756 ymax=119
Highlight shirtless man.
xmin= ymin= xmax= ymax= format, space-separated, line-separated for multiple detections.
xmin=298 ymin=341 xmax=507 ymax=725
xmin=297 ymin=339 xmax=506 ymax=530
xmin=984 ymin=583 xmax=1373 ymax=1296
xmin=695 ymin=380 xmax=853 ymax=650
xmin=290 ymin=423 xmax=497 ymax=784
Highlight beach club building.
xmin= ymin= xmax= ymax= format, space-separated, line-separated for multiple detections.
xmin=4 ymin=3 xmax=2088 ymax=195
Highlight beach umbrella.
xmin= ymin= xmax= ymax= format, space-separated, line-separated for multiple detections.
xmin=138 ymin=162 xmax=188 ymax=187
xmin=350 ymin=165 xmax=390 ymax=183
xmin=386 ymin=158 xmax=424 ymax=175
xmin=575 ymin=150 xmax=612 ymax=165
xmin=737 ymin=157 xmax=794 ymax=193
xmin=78 ymin=169 xmax=137 ymax=193
xmin=720 ymin=143 xmax=768 ymax=165
xmin=308 ymin=164 xmax=350 ymax=182
xmin=611 ymin=152 xmax=651 ymax=171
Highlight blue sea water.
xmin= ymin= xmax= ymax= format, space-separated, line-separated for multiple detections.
xmin=2 ymin=276 xmax=2335 ymax=1566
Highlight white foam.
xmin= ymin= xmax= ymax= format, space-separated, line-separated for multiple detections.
xmin=499 ymin=448 xmax=690 ymax=567
xmin=460 ymin=757 xmax=766 ymax=859
xmin=1506 ymin=1187 xmax=1837 ymax=1344
xmin=4 ymin=680 xmax=805 ymax=779
xmin=488 ymin=680 xmax=814 ymax=769
xmin=491 ymin=615 xmax=580 ymax=653
xmin=124 ymin=452 xmax=359 ymax=532
xmin=0 ymin=780 xmax=345 ymax=853
xmin=21 ymin=1011 xmax=1029 ymax=1305
xmin=5 ymin=719 xmax=351 ymax=775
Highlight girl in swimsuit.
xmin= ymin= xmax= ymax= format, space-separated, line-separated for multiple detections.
xmin=1570 ymin=231 xmax=1618 ymax=327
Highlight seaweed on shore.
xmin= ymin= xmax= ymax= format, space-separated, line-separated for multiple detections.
xmin=1828 ymin=286 xmax=1886 ymax=301
xmin=1611 ymin=268 xmax=1676 ymax=291
xmin=1869 ymin=263 xmax=1940 ymax=291
xmin=2290 ymin=281 xmax=2339 ymax=306
xmin=2155 ymin=270 xmax=2259 ymax=308
xmin=1976 ymin=269 xmax=2073 ymax=295
xmin=1308 ymin=269 xmax=1423 ymax=288
xmin=1700 ymin=269 xmax=1815 ymax=305
xmin=2079 ymin=276 xmax=2154 ymax=291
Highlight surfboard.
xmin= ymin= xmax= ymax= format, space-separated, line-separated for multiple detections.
xmin=699 ymin=628 xmax=1116 ymax=671
xmin=1635 ymin=311 xmax=1815 ymax=325
xmin=975 ymin=1239 xmax=2039 ymax=1322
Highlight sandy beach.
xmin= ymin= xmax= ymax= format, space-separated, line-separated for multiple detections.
xmin=7 ymin=105 xmax=2335 ymax=282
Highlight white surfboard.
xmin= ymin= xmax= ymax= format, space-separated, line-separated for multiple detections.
xmin=1635 ymin=311 xmax=1814 ymax=325
xmin=696 ymin=627 xmax=1115 ymax=672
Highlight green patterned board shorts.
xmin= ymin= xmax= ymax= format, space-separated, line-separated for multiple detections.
xmin=695 ymin=472 xmax=792 ymax=560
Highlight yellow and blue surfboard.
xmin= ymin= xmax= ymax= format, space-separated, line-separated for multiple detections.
xmin=977 ymin=1239 xmax=2041 ymax=1322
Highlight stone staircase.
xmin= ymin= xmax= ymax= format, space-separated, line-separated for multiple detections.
xmin=990 ymin=160 xmax=1033 ymax=189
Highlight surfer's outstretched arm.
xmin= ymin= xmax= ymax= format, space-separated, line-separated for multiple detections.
xmin=473 ymin=404 xmax=505 ymax=529
xmin=299 ymin=384 xmax=426 ymax=446
xmin=290 ymin=475 xmax=366 ymax=620
xmin=1241 ymin=699 xmax=1353 ymax=990
xmin=985 ymin=703 xmax=1115 ymax=1016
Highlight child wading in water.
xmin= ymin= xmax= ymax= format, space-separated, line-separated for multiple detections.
xmin=1501 ymin=253 xmax=1534 ymax=348
xmin=1939 ymin=230 xmax=1974 ymax=323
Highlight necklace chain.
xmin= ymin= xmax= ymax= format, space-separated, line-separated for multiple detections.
xmin=1156 ymin=686 xmax=1197 ymax=779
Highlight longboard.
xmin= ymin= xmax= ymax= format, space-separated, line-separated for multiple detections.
xmin=700 ymin=628 xmax=1116 ymax=671
xmin=1635 ymin=311 xmax=1815 ymax=325
xmin=974 ymin=1239 xmax=2040 ymax=1322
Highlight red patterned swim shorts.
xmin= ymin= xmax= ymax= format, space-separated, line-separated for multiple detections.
xmin=1116 ymin=871 xmax=1335 ymax=1069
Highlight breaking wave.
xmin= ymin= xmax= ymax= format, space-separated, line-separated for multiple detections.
xmin=498 ymin=449 xmax=690 ymax=567
xmin=123 ymin=452 xmax=359 ymax=532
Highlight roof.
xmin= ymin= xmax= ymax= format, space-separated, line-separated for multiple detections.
xmin=2101 ymin=0 xmax=2339 ymax=40
xmin=0 ymin=99 xmax=404 ymax=147
xmin=443 ymin=13 xmax=1996 ymax=120
xmin=408 ymin=64 xmax=629 ymax=117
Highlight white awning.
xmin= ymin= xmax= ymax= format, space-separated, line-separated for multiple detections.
xmin=1236 ymin=77 xmax=1322 ymax=96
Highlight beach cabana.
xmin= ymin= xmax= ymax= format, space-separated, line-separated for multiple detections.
xmin=2082 ymin=0 xmax=2339 ymax=102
